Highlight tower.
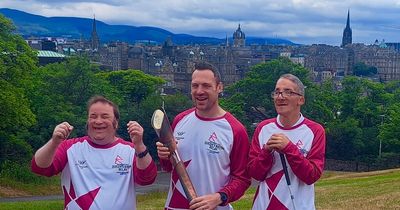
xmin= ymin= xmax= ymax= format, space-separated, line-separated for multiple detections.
xmin=91 ymin=15 xmax=100 ymax=51
xmin=341 ymin=10 xmax=352 ymax=47
xmin=233 ymin=24 xmax=245 ymax=47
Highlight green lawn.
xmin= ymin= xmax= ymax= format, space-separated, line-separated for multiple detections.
xmin=1 ymin=169 xmax=399 ymax=210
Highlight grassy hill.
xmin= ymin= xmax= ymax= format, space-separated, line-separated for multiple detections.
xmin=0 ymin=169 xmax=399 ymax=209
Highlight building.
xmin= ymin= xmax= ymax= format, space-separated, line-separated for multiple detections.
xmin=91 ymin=15 xmax=100 ymax=51
xmin=341 ymin=10 xmax=352 ymax=47
xmin=37 ymin=50 xmax=66 ymax=65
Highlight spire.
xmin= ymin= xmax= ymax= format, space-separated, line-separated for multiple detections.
xmin=91 ymin=14 xmax=100 ymax=51
xmin=341 ymin=9 xmax=352 ymax=47
xmin=92 ymin=14 xmax=97 ymax=33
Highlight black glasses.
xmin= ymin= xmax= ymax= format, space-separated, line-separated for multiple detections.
xmin=271 ymin=90 xmax=302 ymax=98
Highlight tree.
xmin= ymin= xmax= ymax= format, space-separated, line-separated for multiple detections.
xmin=326 ymin=117 xmax=363 ymax=160
xmin=97 ymin=69 xmax=165 ymax=141
xmin=353 ymin=62 xmax=378 ymax=76
xmin=222 ymin=57 xmax=313 ymax=133
xmin=0 ymin=14 xmax=37 ymax=166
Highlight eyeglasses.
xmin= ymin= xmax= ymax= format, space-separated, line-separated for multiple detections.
xmin=271 ymin=90 xmax=302 ymax=98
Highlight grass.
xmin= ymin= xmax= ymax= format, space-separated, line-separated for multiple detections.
xmin=0 ymin=176 xmax=60 ymax=198
xmin=1 ymin=169 xmax=400 ymax=210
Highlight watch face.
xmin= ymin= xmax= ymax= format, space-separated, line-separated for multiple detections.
xmin=220 ymin=192 xmax=228 ymax=203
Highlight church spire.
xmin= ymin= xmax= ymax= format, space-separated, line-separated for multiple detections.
xmin=341 ymin=10 xmax=352 ymax=47
xmin=91 ymin=14 xmax=100 ymax=51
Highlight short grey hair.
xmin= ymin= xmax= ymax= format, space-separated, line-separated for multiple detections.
xmin=279 ymin=74 xmax=305 ymax=95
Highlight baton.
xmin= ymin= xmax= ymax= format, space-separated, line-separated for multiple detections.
xmin=151 ymin=109 xmax=197 ymax=201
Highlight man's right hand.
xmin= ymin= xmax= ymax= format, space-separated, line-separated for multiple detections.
xmin=156 ymin=141 xmax=171 ymax=160
xmin=52 ymin=122 xmax=74 ymax=144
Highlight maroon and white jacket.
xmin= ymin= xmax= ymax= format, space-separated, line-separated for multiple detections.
xmin=31 ymin=137 xmax=157 ymax=210
xmin=160 ymin=108 xmax=251 ymax=210
xmin=248 ymin=115 xmax=326 ymax=210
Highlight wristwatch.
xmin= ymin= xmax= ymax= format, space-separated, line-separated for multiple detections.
xmin=218 ymin=192 xmax=228 ymax=206
xmin=135 ymin=148 xmax=149 ymax=158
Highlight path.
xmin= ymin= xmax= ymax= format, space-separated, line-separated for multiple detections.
xmin=0 ymin=171 xmax=170 ymax=202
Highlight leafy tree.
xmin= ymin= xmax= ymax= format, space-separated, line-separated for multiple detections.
xmin=27 ymin=56 xmax=110 ymax=150
xmin=97 ymin=69 xmax=165 ymax=141
xmin=378 ymin=103 xmax=400 ymax=154
xmin=353 ymin=62 xmax=378 ymax=76
xmin=0 ymin=14 xmax=37 ymax=166
xmin=326 ymin=117 xmax=363 ymax=160
xmin=222 ymin=57 xmax=312 ymax=133
xmin=136 ymin=93 xmax=192 ymax=158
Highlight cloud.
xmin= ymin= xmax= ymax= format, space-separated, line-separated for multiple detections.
xmin=0 ymin=0 xmax=399 ymax=45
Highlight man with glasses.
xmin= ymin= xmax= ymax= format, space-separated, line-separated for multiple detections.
xmin=248 ymin=74 xmax=326 ymax=210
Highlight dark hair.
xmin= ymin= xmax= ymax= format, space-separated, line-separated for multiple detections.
xmin=87 ymin=95 xmax=120 ymax=122
xmin=194 ymin=61 xmax=221 ymax=84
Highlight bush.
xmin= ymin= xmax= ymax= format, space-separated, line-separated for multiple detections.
xmin=0 ymin=160 xmax=47 ymax=184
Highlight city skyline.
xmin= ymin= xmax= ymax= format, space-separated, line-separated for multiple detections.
xmin=0 ymin=0 xmax=399 ymax=46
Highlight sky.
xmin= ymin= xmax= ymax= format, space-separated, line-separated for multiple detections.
xmin=0 ymin=0 xmax=399 ymax=46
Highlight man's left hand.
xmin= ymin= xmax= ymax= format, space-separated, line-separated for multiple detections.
xmin=189 ymin=193 xmax=221 ymax=210
xmin=266 ymin=133 xmax=290 ymax=152
xmin=127 ymin=121 xmax=144 ymax=146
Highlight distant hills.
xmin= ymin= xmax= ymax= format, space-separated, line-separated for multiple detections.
xmin=0 ymin=8 xmax=296 ymax=45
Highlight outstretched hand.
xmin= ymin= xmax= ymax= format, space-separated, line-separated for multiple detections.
xmin=52 ymin=122 xmax=73 ymax=144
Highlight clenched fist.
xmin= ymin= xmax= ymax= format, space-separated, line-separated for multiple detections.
xmin=52 ymin=122 xmax=74 ymax=144
xmin=127 ymin=121 xmax=144 ymax=145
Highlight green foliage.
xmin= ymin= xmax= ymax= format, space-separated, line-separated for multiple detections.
xmin=223 ymin=57 xmax=312 ymax=132
xmin=0 ymin=160 xmax=44 ymax=183
xmin=353 ymin=62 xmax=378 ymax=76
xmin=97 ymin=69 xmax=165 ymax=142
xmin=326 ymin=118 xmax=363 ymax=160
xmin=0 ymin=14 xmax=37 ymax=169
xmin=223 ymin=58 xmax=400 ymax=161
xmin=378 ymin=103 xmax=400 ymax=153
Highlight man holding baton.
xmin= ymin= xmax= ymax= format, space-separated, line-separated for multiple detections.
xmin=248 ymin=74 xmax=326 ymax=210
xmin=157 ymin=62 xmax=251 ymax=210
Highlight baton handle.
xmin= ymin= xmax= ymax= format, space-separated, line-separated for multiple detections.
xmin=170 ymin=151 xmax=197 ymax=201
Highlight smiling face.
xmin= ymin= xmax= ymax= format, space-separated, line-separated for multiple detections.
xmin=191 ymin=69 xmax=223 ymax=117
xmin=273 ymin=78 xmax=305 ymax=118
xmin=87 ymin=102 xmax=118 ymax=145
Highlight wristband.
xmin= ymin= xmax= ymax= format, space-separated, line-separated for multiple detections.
xmin=136 ymin=148 xmax=148 ymax=158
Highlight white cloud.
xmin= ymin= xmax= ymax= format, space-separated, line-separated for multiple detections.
xmin=0 ymin=0 xmax=399 ymax=45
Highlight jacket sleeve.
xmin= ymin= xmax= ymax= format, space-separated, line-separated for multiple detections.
xmin=134 ymin=158 xmax=158 ymax=185
xmin=218 ymin=125 xmax=251 ymax=204
xmin=247 ymin=124 xmax=275 ymax=181
xmin=31 ymin=140 xmax=70 ymax=177
xmin=283 ymin=124 xmax=326 ymax=185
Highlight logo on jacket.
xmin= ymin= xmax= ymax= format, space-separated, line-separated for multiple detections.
xmin=75 ymin=160 xmax=88 ymax=169
xmin=112 ymin=155 xmax=132 ymax=175
xmin=176 ymin=131 xmax=185 ymax=140
xmin=295 ymin=140 xmax=309 ymax=155
xmin=115 ymin=155 xmax=123 ymax=164
xmin=204 ymin=132 xmax=224 ymax=154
